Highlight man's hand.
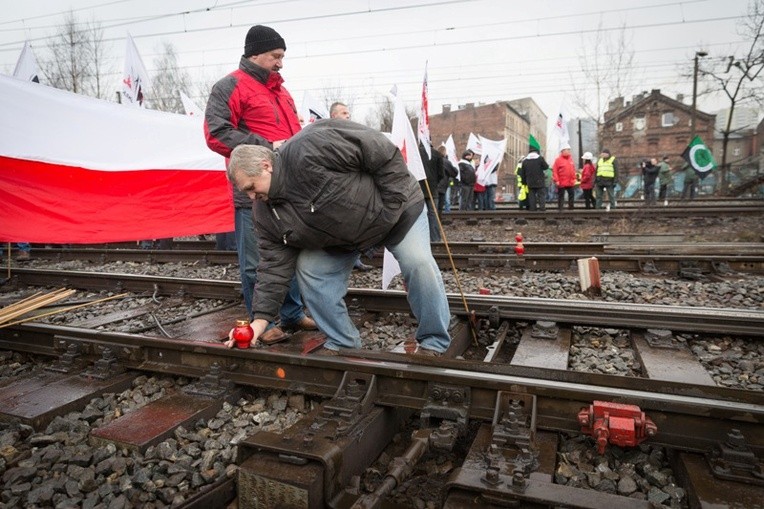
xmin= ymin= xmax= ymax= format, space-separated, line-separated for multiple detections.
xmin=224 ymin=318 xmax=269 ymax=349
xmin=272 ymin=139 xmax=286 ymax=149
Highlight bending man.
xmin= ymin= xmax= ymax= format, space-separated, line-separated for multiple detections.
xmin=227 ymin=119 xmax=452 ymax=355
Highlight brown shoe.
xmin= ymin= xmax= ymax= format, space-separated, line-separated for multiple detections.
xmin=313 ymin=346 xmax=339 ymax=356
xmin=285 ymin=316 xmax=318 ymax=331
xmin=260 ymin=326 xmax=288 ymax=345
xmin=415 ymin=347 xmax=441 ymax=357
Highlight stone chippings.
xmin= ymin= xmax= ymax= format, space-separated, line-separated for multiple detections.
xmin=556 ymin=435 xmax=687 ymax=508
xmin=0 ymin=369 xmax=312 ymax=509
xmin=689 ymin=335 xmax=764 ymax=391
xmin=569 ymin=326 xmax=642 ymax=377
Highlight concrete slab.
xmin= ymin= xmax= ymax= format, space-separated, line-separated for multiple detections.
xmin=511 ymin=326 xmax=571 ymax=370
xmin=0 ymin=372 xmax=135 ymax=429
xmin=633 ymin=333 xmax=715 ymax=386
xmin=90 ymin=392 xmax=221 ymax=452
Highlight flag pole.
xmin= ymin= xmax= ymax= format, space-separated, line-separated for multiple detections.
xmin=422 ymin=180 xmax=479 ymax=347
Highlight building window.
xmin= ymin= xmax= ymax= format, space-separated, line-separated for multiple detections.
xmin=615 ymin=122 xmax=623 ymax=132
xmin=662 ymin=112 xmax=677 ymax=127
xmin=734 ymin=147 xmax=741 ymax=156
xmin=633 ymin=116 xmax=646 ymax=131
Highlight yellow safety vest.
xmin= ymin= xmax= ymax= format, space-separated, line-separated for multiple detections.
xmin=597 ymin=156 xmax=616 ymax=178
xmin=515 ymin=163 xmax=528 ymax=201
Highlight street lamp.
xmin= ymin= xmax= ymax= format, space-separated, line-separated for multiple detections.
xmin=690 ymin=50 xmax=708 ymax=139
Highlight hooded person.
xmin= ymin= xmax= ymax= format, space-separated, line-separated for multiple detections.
xmin=552 ymin=142 xmax=577 ymax=210
xmin=518 ymin=134 xmax=550 ymax=211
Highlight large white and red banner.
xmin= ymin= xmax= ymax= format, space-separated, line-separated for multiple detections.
xmin=0 ymin=74 xmax=231 ymax=244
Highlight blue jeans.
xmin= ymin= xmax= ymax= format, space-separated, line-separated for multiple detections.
xmin=234 ymin=207 xmax=305 ymax=325
xmin=485 ymin=185 xmax=496 ymax=210
xmin=16 ymin=243 xmax=31 ymax=252
xmin=424 ymin=197 xmax=441 ymax=242
xmin=295 ymin=210 xmax=451 ymax=352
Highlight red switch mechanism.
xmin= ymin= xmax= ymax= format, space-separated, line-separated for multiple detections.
xmin=578 ymin=401 xmax=658 ymax=454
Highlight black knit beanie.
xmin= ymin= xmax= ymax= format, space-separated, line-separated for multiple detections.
xmin=244 ymin=25 xmax=286 ymax=57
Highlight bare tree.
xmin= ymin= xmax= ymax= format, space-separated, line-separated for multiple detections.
xmin=363 ymin=95 xmax=417 ymax=131
xmin=571 ymin=21 xmax=637 ymax=125
xmin=41 ymin=12 xmax=111 ymax=99
xmin=700 ymin=0 xmax=764 ymax=193
xmin=318 ymin=81 xmax=357 ymax=114
xmin=150 ymin=41 xmax=191 ymax=113
xmin=364 ymin=95 xmax=395 ymax=131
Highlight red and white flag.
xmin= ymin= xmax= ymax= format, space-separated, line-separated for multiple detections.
xmin=383 ymin=88 xmax=426 ymax=289
xmin=122 ymin=33 xmax=152 ymax=108
xmin=180 ymin=91 xmax=203 ymax=117
xmin=444 ymin=135 xmax=459 ymax=167
xmin=475 ymin=136 xmax=507 ymax=187
xmin=467 ymin=132 xmax=482 ymax=154
xmin=554 ymin=100 xmax=570 ymax=150
xmin=417 ymin=62 xmax=431 ymax=159
xmin=13 ymin=41 xmax=40 ymax=83
xmin=0 ymin=74 xmax=231 ymax=244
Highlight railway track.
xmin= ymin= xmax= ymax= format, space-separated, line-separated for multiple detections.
xmin=15 ymin=243 xmax=764 ymax=275
xmin=0 ymin=265 xmax=762 ymax=508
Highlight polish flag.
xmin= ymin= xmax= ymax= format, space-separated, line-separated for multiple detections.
xmin=383 ymin=89 xmax=426 ymax=290
xmin=0 ymin=74 xmax=231 ymax=244
xmin=122 ymin=33 xmax=151 ymax=108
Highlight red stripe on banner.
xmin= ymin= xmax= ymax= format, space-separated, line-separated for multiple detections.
xmin=0 ymin=156 xmax=234 ymax=244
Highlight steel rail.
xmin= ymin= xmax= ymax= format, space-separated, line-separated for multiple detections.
xmin=0 ymin=324 xmax=761 ymax=455
xmin=18 ymin=249 xmax=764 ymax=273
xmin=6 ymin=269 xmax=764 ymax=336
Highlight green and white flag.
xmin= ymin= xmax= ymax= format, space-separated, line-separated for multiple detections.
xmin=682 ymin=135 xmax=717 ymax=177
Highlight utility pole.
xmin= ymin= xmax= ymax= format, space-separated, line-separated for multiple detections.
xmin=690 ymin=50 xmax=708 ymax=140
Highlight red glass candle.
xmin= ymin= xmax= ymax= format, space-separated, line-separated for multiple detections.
xmin=232 ymin=320 xmax=254 ymax=349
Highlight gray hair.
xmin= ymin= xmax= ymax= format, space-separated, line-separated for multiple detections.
xmin=227 ymin=144 xmax=275 ymax=181
xmin=329 ymin=101 xmax=347 ymax=117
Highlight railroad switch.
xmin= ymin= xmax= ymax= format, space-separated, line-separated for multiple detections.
xmin=421 ymin=382 xmax=471 ymax=451
xmin=237 ymin=371 xmax=402 ymax=508
xmin=707 ymin=429 xmax=764 ymax=486
xmin=577 ymin=401 xmax=658 ymax=454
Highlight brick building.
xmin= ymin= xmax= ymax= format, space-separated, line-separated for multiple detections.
xmin=600 ymin=89 xmax=715 ymax=178
xmin=429 ymin=100 xmax=547 ymax=194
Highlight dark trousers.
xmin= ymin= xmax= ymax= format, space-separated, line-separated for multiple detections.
xmin=557 ymin=186 xmax=575 ymax=209
xmin=582 ymin=189 xmax=595 ymax=209
xmin=658 ymin=184 xmax=669 ymax=200
xmin=528 ymin=187 xmax=546 ymax=211
xmin=644 ymin=182 xmax=656 ymax=206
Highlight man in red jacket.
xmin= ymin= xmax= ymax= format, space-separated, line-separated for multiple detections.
xmin=205 ymin=25 xmax=316 ymax=343
xmin=579 ymin=152 xmax=596 ymax=209
xmin=552 ymin=143 xmax=577 ymax=210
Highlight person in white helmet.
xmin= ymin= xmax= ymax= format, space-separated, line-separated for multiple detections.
xmin=579 ymin=152 xmax=596 ymax=209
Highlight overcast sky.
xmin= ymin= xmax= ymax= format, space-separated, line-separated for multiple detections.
xmin=0 ymin=0 xmax=757 ymax=135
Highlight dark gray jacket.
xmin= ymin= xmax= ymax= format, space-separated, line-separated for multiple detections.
xmin=252 ymin=119 xmax=424 ymax=321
